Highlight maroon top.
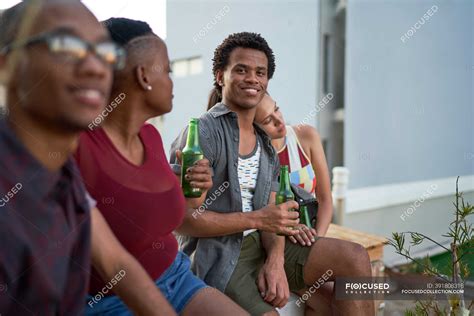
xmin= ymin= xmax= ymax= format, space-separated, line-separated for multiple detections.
xmin=0 ymin=118 xmax=91 ymax=315
xmin=75 ymin=124 xmax=185 ymax=295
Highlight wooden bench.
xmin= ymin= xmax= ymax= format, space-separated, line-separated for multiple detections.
xmin=326 ymin=223 xmax=387 ymax=263
xmin=327 ymin=223 xmax=387 ymax=313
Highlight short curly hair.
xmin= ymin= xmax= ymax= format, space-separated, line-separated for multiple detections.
xmin=212 ymin=32 xmax=275 ymax=97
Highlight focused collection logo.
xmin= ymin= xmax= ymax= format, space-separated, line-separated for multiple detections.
xmin=345 ymin=282 xmax=390 ymax=294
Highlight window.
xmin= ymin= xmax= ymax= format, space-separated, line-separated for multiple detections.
xmin=189 ymin=57 xmax=203 ymax=75
xmin=172 ymin=60 xmax=188 ymax=77
xmin=323 ymin=34 xmax=330 ymax=94
xmin=171 ymin=56 xmax=203 ymax=78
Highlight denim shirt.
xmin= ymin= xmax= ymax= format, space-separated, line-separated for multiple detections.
xmin=169 ymin=103 xmax=279 ymax=291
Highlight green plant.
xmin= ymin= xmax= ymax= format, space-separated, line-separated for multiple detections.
xmin=388 ymin=177 xmax=473 ymax=316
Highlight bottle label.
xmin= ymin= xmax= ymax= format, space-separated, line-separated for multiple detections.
xmin=181 ymin=153 xmax=204 ymax=197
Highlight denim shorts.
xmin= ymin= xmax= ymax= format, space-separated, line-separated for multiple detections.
xmin=85 ymin=251 xmax=207 ymax=315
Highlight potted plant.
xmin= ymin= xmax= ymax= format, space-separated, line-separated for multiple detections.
xmin=388 ymin=177 xmax=473 ymax=315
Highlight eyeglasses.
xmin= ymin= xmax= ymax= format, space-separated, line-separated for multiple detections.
xmin=1 ymin=31 xmax=126 ymax=70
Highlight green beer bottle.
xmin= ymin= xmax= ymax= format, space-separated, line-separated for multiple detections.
xmin=276 ymin=165 xmax=296 ymax=235
xmin=299 ymin=204 xmax=312 ymax=228
xmin=181 ymin=118 xmax=204 ymax=198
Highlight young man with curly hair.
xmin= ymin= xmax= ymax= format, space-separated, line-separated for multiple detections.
xmin=171 ymin=32 xmax=374 ymax=315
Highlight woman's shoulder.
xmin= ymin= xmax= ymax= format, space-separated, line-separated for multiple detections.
xmin=291 ymin=124 xmax=321 ymax=144
xmin=141 ymin=123 xmax=162 ymax=140
xmin=291 ymin=124 xmax=324 ymax=161
xmin=140 ymin=123 xmax=166 ymax=150
xmin=78 ymin=128 xmax=105 ymax=147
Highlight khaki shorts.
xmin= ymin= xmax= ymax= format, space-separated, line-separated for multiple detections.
xmin=224 ymin=231 xmax=315 ymax=315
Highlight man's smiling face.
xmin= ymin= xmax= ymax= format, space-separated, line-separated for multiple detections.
xmin=5 ymin=1 xmax=113 ymax=132
xmin=218 ymin=47 xmax=269 ymax=110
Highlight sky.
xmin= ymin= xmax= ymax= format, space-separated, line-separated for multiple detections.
xmin=0 ymin=0 xmax=167 ymax=38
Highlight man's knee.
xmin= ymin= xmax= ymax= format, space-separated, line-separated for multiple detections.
xmin=262 ymin=310 xmax=279 ymax=316
xmin=345 ymin=242 xmax=371 ymax=274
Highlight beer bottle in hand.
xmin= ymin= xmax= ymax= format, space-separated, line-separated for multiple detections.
xmin=276 ymin=165 xmax=296 ymax=235
xmin=181 ymin=118 xmax=204 ymax=198
xmin=299 ymin=204 xmax=312 ymax=228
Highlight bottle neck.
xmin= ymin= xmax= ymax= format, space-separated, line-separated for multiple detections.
xmin=186 ymin=123 xmax=199 ymax=148
xmin=279 ymin=169 xmax=291 ymax=192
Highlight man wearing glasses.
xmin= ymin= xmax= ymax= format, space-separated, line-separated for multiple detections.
xmin=0 ymin=1 xmax=175 ymax=315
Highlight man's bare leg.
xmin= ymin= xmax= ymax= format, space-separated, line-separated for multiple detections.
xmin=295 ymin=282 xmax=334 ymax=316
xmin=181 ymin=287 xmax=249 ymax=316
xmin=303 ymin=238 xmax=374 ymax=316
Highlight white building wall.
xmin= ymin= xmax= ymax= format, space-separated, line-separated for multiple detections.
xmin=166 ymin=1 xmax=473 ymax=264
xmin=344 ymin=0 xmax=473 ymax=189
xmin=340 ymin=175 xmax=474 ymax=265
xmin=164 ymin=0 xmax=320 ymax=157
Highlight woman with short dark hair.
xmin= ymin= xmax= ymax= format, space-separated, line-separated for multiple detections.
xmin=75 ymin=18 xmax=247 ymax=316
